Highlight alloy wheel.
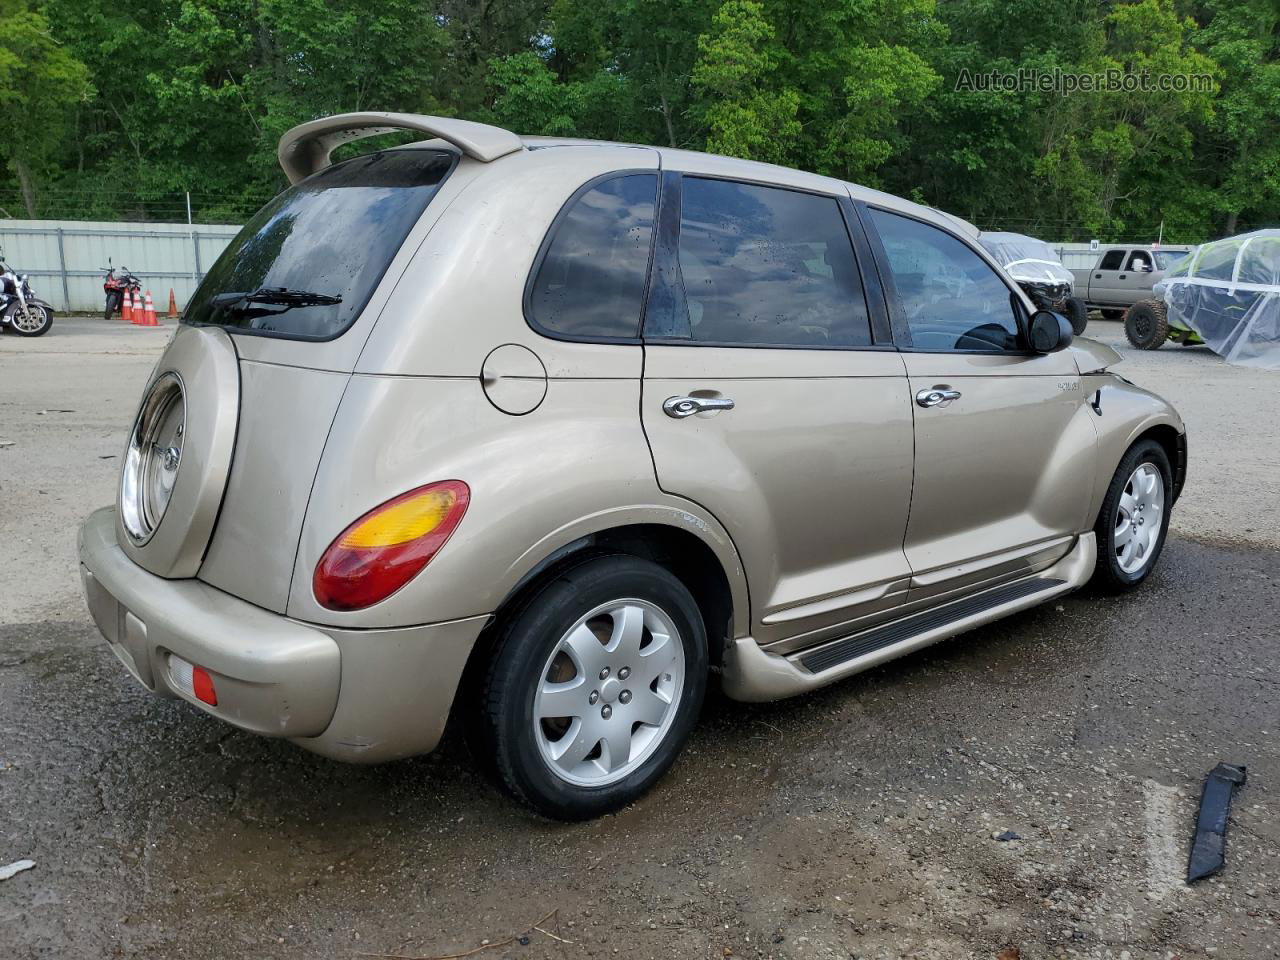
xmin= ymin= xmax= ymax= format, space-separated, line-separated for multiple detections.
xmin=533 ymin=599 xmax=684 ymax=787
xmin=1114 ymin=462 xmax=1165 ymax=574
xmin=12 ymin=305 xmax=46 ymax=333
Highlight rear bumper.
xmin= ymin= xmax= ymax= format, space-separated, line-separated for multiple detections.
xmin=78 ymin=507 xmax=488 ymax=762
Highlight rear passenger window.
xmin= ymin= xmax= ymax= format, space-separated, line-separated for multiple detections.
xmin=868 ymin=208 xmax=1020 ymax=352
xmin=673 ymin=178 xmax=871 ymax=347
xmin=528 ymin=173 xmax=658 ymax=340
xmin=1099 ymin=250 xmax=1126 ymax=270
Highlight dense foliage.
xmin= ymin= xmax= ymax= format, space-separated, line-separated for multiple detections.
xmin=0 ymin=0 xmax=1275 ymax=241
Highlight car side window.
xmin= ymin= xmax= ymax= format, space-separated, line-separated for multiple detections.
xmin=1126 ymin=251 xmax=1152 ymax=272
xmin=1099 ymin=250 xmax=1125 ymax=270
xmin=671 ymin=177 xmax=872 ymax=347
xmin=528 ymin=173 xmax=658 ymax=340
xmin=867 ymin=208 xmax=1021 ymax=352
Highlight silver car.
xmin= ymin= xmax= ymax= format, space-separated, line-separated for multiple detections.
xmin=78 ymin=113 xmax=1187 ymax=820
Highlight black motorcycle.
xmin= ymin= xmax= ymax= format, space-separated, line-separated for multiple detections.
xmin=0 ymin=251 xmax=55 ymax=337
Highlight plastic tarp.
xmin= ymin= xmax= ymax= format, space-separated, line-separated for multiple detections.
xmin=1155 ymin=229 xmax=1280 ymax=369
xmin=977 ymin=232 xmax=1075 ymax=286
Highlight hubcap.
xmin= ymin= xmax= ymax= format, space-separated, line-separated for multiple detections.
xmin=1114 ymin=462 xmax=1165 ymax=574
xmin=533 ymin=599 xmax=684 ymax=787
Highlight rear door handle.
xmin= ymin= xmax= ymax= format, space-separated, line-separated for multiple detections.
xmin=663 ymin=395 xmax=735 ymax=419
xmin=915 ymin=387 xmax=961 ymax=408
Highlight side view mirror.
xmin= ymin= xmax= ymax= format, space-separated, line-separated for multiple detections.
xmin=1029 ymin=310 xmax=1073 ymax=353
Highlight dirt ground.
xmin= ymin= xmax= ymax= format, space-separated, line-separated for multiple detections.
xmin=1 ymin=317 xmax=1277 ymax=959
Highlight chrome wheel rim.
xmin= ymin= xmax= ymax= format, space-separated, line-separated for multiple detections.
xmin=12 ymin=305 xmax=46 ymax=333
xmin=534 ymin=599 xmax=684 ymax=787
xmin=1115 ymin=463 xmax=1165 ymax=574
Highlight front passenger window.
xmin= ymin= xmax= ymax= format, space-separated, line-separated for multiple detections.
xmin=868 ymin=208 xmax=1020 ymax=352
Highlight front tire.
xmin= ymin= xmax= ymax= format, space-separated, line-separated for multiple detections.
xmin=478 ymin=555 xmax=708 ymax=820
xmin=6 ymin=304 xmax=53 ymax=337
xmin=1063 ymin=297 xmax=1088 ymax=336
xmin=104 ymin=291 xmax=121 ymax=320
xmin=1124 ymin=299 xmax=1169 ymax=350
xmin=1091 ymin=439 xmax=1173 ymax=591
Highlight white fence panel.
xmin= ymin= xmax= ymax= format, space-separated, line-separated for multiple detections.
xmin=0 ymin=219 xmax=240 ymax=313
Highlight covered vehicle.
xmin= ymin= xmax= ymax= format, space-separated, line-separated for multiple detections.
xmin=1127 ymin=229 xmax=1280 ymax=368
xmin=978 ymin=232 xmax=1088 ymax=334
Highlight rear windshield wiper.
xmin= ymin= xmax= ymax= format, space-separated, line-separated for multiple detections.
xmin=211 ymin=287 xmax=342 ymax=309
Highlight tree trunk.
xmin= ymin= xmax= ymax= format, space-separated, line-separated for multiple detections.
xmin=13 ymin=159 xmax=37 ymax=218
xmin=1224 ymin=210 xmax=1239 ymax=235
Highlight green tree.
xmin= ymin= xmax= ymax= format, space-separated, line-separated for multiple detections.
xmin=691 ymin=0 xmax=800 ymax=164
xmin=1194 ymin=0 xmax=1280 ymax=234
xmin=0 ymin=0 xmax=92 ymax=216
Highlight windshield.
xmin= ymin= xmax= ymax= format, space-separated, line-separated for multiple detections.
xmin=1153 ymin=251 xmax=1188 ymax=271
xmin=183 ymin=149 xmax=456 ymax=340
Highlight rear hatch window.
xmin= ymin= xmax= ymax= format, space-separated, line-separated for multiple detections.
xmin=183 ymin=149 xmax=456 ymax=340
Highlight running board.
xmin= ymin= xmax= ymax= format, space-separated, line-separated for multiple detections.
xmin=720 ymin=532 xmax=1096 ymax=703
xmin=800 ymin=577 xmax=1062 ymax=673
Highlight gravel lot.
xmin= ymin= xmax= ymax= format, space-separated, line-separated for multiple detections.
xmin=1 ymin=317 xmax=1277 ymax=959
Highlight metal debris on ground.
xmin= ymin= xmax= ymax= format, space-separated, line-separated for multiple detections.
xmin=1187 ymin=762 xmax=1247 ymax=883
xmin=0 ymin=859 xmax=35 ymax=881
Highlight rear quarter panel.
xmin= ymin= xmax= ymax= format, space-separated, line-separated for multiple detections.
xmin=286 ymin=374 xmax=749 ymax=630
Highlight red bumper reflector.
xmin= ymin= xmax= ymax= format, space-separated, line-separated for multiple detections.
xmin=192 ymin=666 xmax=218 ymax=706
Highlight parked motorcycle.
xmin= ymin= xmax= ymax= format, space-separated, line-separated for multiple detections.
xmin=102 ymin=261 xmax=142 ymax=320
xmin=0 ymin=250 xmax=55 ymax=337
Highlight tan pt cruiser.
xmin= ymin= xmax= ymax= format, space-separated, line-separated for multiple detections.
xmin=78 ymin=113 xmax=1187 ymax=820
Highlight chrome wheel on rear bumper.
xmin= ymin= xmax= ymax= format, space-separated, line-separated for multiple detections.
xmin=534 ymin=599 xmax=685 ymax=787
xmin=1114 ymin=462 xmax=1165 ymax=574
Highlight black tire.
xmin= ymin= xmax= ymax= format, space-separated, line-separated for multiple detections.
xmin=478 ymin=555 xmax=707 ymax=820
xmin=1091 ymin=439 xmax=1173 ymax=592
xmin=104 ymin=291 xmax=120 ymax=320
xmin=6 ymin=304 xmax=53 ymax=337
xmin=1063 ymin=297 xmax=1088 ymax=336
xmin=1101 ymin=308 xmax=1124 ymax=320
xmin=1124 ymin=299 xmax=1169 ymax=350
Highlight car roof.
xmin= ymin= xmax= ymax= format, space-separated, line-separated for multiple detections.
xmin=275 ymin=112 xmax=960 ymax=240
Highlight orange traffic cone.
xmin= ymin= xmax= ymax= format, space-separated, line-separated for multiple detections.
xmin=167 ymin=289 xmax=178 ymax=318
xmin=143 ymin=291 xmax=158 ymax=326
xmin=125 ymin=290 xmax=137 ymax=324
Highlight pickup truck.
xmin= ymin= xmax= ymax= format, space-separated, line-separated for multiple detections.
xmin=1069 ymin=246 xmax=1190 ymax=318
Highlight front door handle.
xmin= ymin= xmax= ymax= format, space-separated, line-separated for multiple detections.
xmin=663 ymin=395 xmax=735 ymax=419
xmin=915 ymin=387 xmax=962 ymax=408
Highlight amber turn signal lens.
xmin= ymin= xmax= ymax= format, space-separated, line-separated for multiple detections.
xmin=313 ymin=480 xmax=470 ymax=611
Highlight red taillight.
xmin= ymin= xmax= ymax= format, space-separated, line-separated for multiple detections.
xmin=192 ymin=666 xmax=218 ymax=706
xmin=313 ymin=480 xmax=470 ymax=611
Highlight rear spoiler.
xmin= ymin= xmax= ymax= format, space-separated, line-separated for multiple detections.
xmin=278 ymin=112 xmax=523 ymax=184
